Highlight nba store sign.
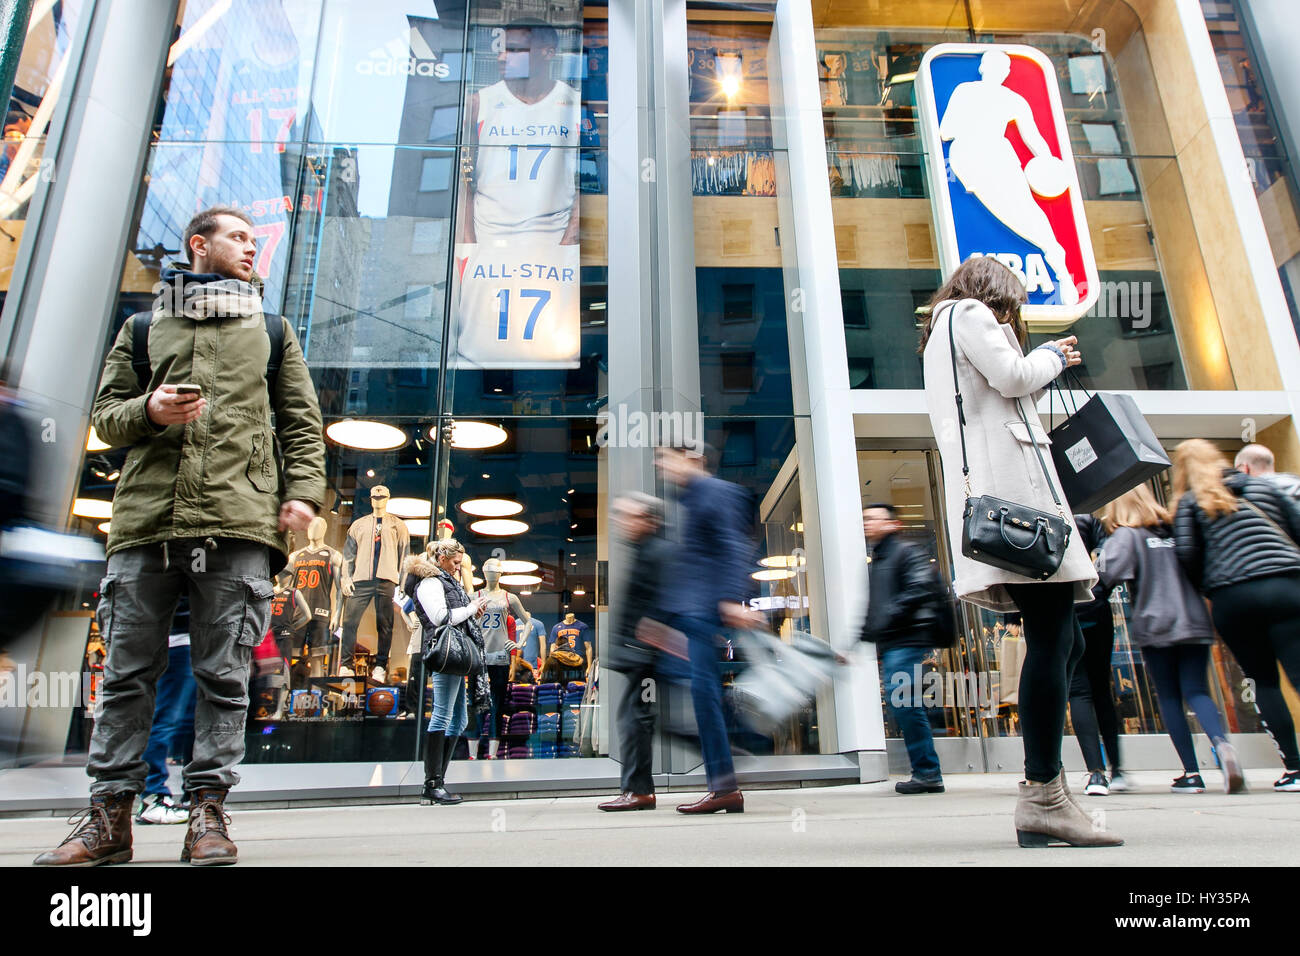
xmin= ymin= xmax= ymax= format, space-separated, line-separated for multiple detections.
xmin=916 ymin=44 xmax=1100 ymax=330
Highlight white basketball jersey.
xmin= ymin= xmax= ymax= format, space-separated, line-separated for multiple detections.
xmin=454 ymin=238 xmax=580 ymax=369
xmin=477 ymin=590 xmax=511 ymax=655
xmin=473 ymin=79 xmax=580 ymax=240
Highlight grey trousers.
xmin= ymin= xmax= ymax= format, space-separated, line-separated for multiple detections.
xmin=87 ymin=538 xmax=273 ymax=796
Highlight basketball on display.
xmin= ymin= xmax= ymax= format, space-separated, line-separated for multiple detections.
xmin=1023 ymin=156 xmax=1071 ymax=198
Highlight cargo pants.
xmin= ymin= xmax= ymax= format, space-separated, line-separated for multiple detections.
xmin=87 ymin=537 xmax=273 ymax=796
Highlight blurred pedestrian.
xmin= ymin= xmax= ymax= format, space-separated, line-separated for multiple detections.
xmin=35 ymin=206 xmax=326 ymax=867
xmin=405 ymin=537 xmax=487 ymax=806
xmin=1099 ymin=484 xmax=1244 ymax=794
xmin=136 ymin=600 xmax=196 ymax=825
xmin=1234 ymin=442 xmax=1300 ymax=498
xmin=599 ymin=493 xmax=672 ymax=811
xmin=920 ymin=256 xmax=1121 ymax=847
xmin=655 ymin=439 xmax=758 ymax=814
xmin=860 ymin=503 xmax=945 ymax=794
xmin=1065 ymin=513 xmax=1126 ymax=796
xmin=1172 ymin=439 xmax=1300 ymax=792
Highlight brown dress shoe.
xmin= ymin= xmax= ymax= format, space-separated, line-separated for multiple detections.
xmin=598 ymin=792 xmax=656 ymax=811
xmin=182 ymin=788 xmax=238 ymax=866
xmin=675 ymin=790 xmax=744 ymax=814
xmin=33 ymin=791 xmax=134 ymax=866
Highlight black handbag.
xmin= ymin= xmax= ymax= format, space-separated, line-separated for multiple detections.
xmin=1046 ymin=372 xmax=1170 ymax=514
xmin=421 ymin=620 xmax=483 ymax=676
xmin=946 ymin=305 xmax=1071 ymax=580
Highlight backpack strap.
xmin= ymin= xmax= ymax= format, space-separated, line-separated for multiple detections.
xmin=128 ymin=310 xmax=285 ymax=397
xmin=129 ymin=311 xmax=154 ymax=393
xmin=264 ymin=312 xmax=284 ymax=397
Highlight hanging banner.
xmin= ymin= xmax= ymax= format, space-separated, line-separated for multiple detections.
xmin=916 ymin=43 xmax=1100 ymax=331
xmin=453 ymin=16 xmax=583 ymax=369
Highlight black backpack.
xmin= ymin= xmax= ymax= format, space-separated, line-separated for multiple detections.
xmin=129 ymin=310 xmax=285 ymax=395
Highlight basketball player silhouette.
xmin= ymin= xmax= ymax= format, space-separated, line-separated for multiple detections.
xmin=940 ymin=49 xmax=1078 ymax=306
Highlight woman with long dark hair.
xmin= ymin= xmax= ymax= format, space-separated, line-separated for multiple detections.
xmin=1172 ymin=439 xmax=1300 ymax=791
xmin=921 ymin=256 xmax=1122 ymax=847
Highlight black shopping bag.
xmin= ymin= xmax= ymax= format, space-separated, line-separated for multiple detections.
xmin=1047 ymin=377 xmax=1170 ymax=514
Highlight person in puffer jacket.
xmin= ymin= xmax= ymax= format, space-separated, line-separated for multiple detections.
xmin=1172 ymin=439 xmax=1300 ymax=792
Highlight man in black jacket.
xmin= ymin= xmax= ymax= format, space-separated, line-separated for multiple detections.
xmin=861 ymin=504 xmax=944 ymax=794
xmin=599 ymin=493 xmax=672 ymax=811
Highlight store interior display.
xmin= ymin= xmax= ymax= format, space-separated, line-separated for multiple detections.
xmin=339 ymin=485 xmax=410 ymax=682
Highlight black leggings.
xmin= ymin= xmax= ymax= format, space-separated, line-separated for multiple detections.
xmin=1006 ymin=582 xmax=1085 ymax=783
xmin=1209 ymin=574 xmax=1300 ymax=772
xmin=1068 ymin=614 xmax=1122 ymax=774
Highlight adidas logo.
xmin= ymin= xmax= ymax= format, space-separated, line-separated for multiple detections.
xmin=356 ymin=21 xmax=450 ymax=78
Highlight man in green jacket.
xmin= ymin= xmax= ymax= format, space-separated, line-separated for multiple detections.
xmin=35 ymin=206 xmax=326 ymax=867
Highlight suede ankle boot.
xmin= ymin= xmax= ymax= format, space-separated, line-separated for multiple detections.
xmin=1015 ymin=771 xmax=1123 ymax=848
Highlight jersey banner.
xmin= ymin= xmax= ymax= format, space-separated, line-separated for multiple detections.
xmin=916 ymin=44 xmax=1100 ymax=330
xmin=453 ymin=43 xmax=582 ymax=369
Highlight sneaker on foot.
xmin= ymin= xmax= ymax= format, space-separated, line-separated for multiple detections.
xmin=895 ymin=776 xmax=945 ymax=794
xmin=1083 ymin=771 xmax=1109 ymax=796
xmin=1171 ymin=773 xmax=1205 ymax=793
xmin=137 ymin=793 xmax=187 ymax=825
xmin=372 ymin=665 xmax=386 ymax=683
xmin=1213 ymin=740 xmax=1247 ymax=794
xmin=1107 ymin=771 xmax=1132 ymax=792
xmin=1274 ymin=770 xmax=1300 ymax=792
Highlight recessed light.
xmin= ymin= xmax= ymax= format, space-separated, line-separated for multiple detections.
xmin=97 ymin=521 xmax=111 ymax=534
xmin=759 ymin=554 xmax=806 ymax=569
xmin=387 ymin=497 xmax=431 ymax=518
xmin=482 ymin=473 xmax=491 ymax=479
xmin=325 ymin=419 xmax=406 ymax=450
xmin=498 ymin=559 xmax=539 ymax=573
xmin=459 ymin=498 xmax=524 ymax=518
xmin=570 ymin=523 xmax=578 ymax=529
xmin=500 ymin=573 xmax=542 ymax=586
xmin=73 ymin=498 xmax=112 ymax=519
xmin=469 ymin=518 xmax=529 ymax=536
xmin=443 ymin=421 xmax=508 ymax=449
xmin=752 ymin=569 xmax=795 ymax=581
xmin=573 ymin=586 xmax=586 ymax=596
xmin=567 ymin=488 xmax=575 ymax=494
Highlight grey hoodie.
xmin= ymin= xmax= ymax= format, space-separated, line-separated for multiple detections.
xmin=1096 ymin=524 xmax=1213 ymax=648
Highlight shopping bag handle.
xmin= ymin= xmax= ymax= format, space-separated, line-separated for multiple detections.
xmin=1047 ymin=367 xmax=1092 ymax=428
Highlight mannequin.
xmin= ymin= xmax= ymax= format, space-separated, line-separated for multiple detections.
xmin=548 ymin=612 xmax=591 ymax=670
xmin=285 ymin=516 xmax=350 ymax=660
xmin=340 ymin=485 xmax=410 ymax=682
xmin=476 ymin=557 xmax=531 ymax=758
xmin=436 ymin=519 xmax=475 ymax=591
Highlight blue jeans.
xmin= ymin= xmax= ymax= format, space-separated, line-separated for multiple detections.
xmin=427 ymin=670 xmax=468 ymax=737
xmin=142 ymin=643 xmax=197 ymax=796
xmin=880 ymin=645 xmax=942 ymax=781
xmin=675 ymin=614 xmax=738 ymax=793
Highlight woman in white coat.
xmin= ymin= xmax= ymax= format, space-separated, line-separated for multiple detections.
xmin=921 ymin=256 xmax=1121 ymax=848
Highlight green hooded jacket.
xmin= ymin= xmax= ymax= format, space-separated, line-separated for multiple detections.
xmin=91 ymin=272 xmax=326 ymax=573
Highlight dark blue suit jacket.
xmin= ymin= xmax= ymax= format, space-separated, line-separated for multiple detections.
xmin=672 ymin=474 xmax=758 ymax=620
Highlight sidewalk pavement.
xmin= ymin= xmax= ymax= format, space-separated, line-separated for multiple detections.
xmin=2 ymin=771 xmax=1296 ymax=866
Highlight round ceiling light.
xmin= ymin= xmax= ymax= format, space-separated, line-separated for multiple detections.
xmin=459 ymin=497 xmax=524 ymax=518
xmin=497 ymin=559 xmax=538 ymax=573
xmin=97 ymin=521 xmax=111 ymax=534
xmin=472 ymin=575 xmax=484 ymax=587
xmin=500 ymin=573 xmax=542 ymax=586
xmin=759 ymin=554 xmax=806 ymax=569
xmin=325 ymin=419 xmax=406 ymax=450
xmin=86 ymin=428 xmax=110 ymax=452
xmin=470 ymin=518 xmax=529 ymax=536
xmin=404 ymin=518 xmax=430 ymax=537
xmin=387 ymin=497 xmax=431 ymax=518
xmin=72 ymin=498 xmax=113 ymax=520
xmin=751 ymin=569 xmax=795 ymax=581
xmin=446 ymin=421 xmax=508 ymax=449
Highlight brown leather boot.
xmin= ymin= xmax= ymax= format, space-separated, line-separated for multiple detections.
xmin=33 ymin=791 xmax=134 ymax=866
xmin=1015 ymin=772 xmax=1123 ymax=848
xmin=182 ymin=788 xmax=238 ymax=866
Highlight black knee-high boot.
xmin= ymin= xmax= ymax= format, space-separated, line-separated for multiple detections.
xmin=421 ymin=732 xmax=444 ymax=806
xmin=439 ymin=736 xmax=462 ymax=805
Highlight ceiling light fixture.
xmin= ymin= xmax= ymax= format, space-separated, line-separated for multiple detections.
xmin=325 ymin=419 xmax=407 ymax=450
xmin=72 ymin=498 xmax=112 ymax=520
xmin=500 ymin=573 xmax=542 ymax=586
xmin=444 ymin=421 xmax=508 ymax=449
xmin=97 ymin=521 xmax=111 ymax=534
xmin=404 ymin=518 xmax=430 ymax=537
xmin=751 ymin=569 xmax=795 ymax=581
xmin=497 ymin=559 xmax=538 ymax=573
xmin=469 ymin=518 xmax=529 ymax=536
xmin=387 ymin=497 xmax=431 ymax=518
xmin=459 ymin=497 xmax=524 ymax=518
xmin=759 ymin=554 xmax=806 ymax=569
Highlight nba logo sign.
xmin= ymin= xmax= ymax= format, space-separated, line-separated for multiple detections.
xmin=916 ymin=44 xmax=1099 ymax=328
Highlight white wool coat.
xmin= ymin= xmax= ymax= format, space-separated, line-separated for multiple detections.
xmin=922 ymin=298 xmax=1098 ymax=612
